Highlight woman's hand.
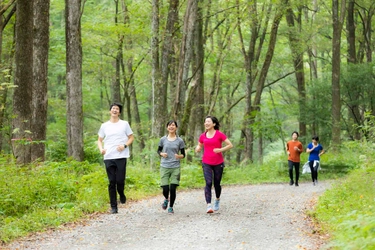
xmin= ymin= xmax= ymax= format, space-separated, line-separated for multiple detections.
xmin=213 ymin=148 xmax=221 ymax=153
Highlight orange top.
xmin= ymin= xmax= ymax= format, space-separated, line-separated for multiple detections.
xmin=286 ymin=140 xmax=303 ymax=162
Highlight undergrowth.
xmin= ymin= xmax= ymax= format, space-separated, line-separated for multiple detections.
xmin=313 ymin=141 xmax=375 ymax=249
xmin=0 ymin=140 xmax=370 ymax=246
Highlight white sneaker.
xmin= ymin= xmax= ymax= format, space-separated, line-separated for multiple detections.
xmin=213 ymin=199 xmax=220 ymax=211
xmin=206 ymin=204 xmax=213 ymax=213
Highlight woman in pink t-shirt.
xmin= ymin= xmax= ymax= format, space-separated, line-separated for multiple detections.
xmin=195 ymin=116 xmax=233 ymax=213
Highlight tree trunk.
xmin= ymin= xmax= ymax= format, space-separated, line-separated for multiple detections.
xmin=190 ymin=1 xmax=209 ymax=155
xmin=331 ymin=0 xmax=346 ymax=149
xmin=113 ymin=0 xmax=122 ymax=104
xmin=0 ymin=1 xmax=16 ymax=152
xmin=172 ymin=0 xmax=197 ymax=120
xmin=65 ymin=0 xmax=84 ymax=161
xmin=121 ymin=0 xmax=145 ymax=150
xmin=12 ymin=0 xmax=34 ymax=164
xmin=181 ymin=0 xmax=203 ymax=152
xmin=286 ymin=5 xmax=306 ymax=139
xmin=236 ymin=0 xmax=259 ymax=163
xmin=151 ymin=0 xmax=162 ymax=137
xmin=32 ymin=0 xmax=50 ymax=162
xmin=345 ymin=0 xmax=361 ymax=140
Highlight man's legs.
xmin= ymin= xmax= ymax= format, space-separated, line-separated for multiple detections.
xmin=288 ymin=160 xmax=294 ymax=185
xmin=115 ymin=158 xmax=127 ymax=203
xmin=294 ymin=162 xmax=300 ymax=186
xmin=105 ymin=158 xmax=127 ymax=212
xmin=104 ymin=159 xmax=118 ymax=211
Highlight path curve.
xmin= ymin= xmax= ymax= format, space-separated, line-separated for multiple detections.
xmin=5 ymin=182 xmax=330 ymax=250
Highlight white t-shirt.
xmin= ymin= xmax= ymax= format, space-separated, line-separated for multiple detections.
xmin=98 ymin=120 xmax=133 ymax=160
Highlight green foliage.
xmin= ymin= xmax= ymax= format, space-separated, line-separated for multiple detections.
xmin=0 ymin=159 xmax=105 ymax=243
xmin=355 ymin=112 xmax=375 ymax=143
xmin=0 ymin=157 xmax=162 ymax=243
xmin=313 ymin=140 xmax=375 ymax=249
xmin=0 ymin=139 xmax=371 ymax=247
xmin=180 ymin=164 xmax=205 ymax=188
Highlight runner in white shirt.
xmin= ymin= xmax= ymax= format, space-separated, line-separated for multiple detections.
xmin=98 ymin=103 xmax=134 ymax=214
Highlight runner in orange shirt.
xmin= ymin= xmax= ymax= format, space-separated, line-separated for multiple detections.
xmin=286 ymin=131 xmax=303 ymax=186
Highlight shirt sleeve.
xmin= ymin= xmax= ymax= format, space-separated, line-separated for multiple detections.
xmin=98 ymin=124 xmax=105 ymax=138
xmin=180 ymin=148 xmax=186 ymax=158
xmin=198 ymin=133 xmax=204 ymax=143
xmin=220 ymin=131 xmax=227 ymax=142
xmin=157 ymin=146 xmax=163 ymax=156
xmin=125 ymin=122 xmax=133 ymax=136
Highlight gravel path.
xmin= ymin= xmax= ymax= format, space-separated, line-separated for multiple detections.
xmin=5 ymin=182 xmax=330 ymax=250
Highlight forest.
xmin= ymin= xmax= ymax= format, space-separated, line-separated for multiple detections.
xmin=0 ymin=0 xmax=374 ymax=164
xmin=1 ymin=0 xmax=375 ymax=247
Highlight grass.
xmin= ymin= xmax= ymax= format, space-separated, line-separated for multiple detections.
xmin=312 ymin=141 xmax=375 ymax=249
xmin=0 ymin=141 xmax=371 ymax=246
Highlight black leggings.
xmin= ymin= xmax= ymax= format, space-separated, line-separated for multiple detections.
xmin=202 ymin=163 xmax=224 ymax=204
xmin=288 ymin=160 xmax=300 ymax=182
xmin=309 ymin=161 xmax=319 ymax=182
xmin=162 ymin=184 xmax=178 ymax=207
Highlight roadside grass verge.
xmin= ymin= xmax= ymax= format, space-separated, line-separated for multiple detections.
xmin=312 ymin=141 xmax=375 ymax=249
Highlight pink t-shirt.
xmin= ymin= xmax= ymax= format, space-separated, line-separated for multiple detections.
xmin=199 ymin=130 xmax=227 ymax=165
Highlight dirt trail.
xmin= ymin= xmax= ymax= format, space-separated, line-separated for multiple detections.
xmin=5 ymin=182 xmax=330 ymax=250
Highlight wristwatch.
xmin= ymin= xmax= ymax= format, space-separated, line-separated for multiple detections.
xmin=124 ymin=144 xmax=127 ymax=148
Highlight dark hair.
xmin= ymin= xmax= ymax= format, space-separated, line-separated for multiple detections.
xmin=292 ymin=131 xmax=299 ymax=137
xmin=110 ymin=103 xmax=123 ymax=114
xmin=205 ymin=115 xmax=220 ymax=130
xmin=166 ymin=120 xmax=178 ymax=127
xmin=312 ymin=135 xmax=319 ymax=141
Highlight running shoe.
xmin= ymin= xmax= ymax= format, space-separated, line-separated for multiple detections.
xmin=213 ymin=199 xmax=220 ymax=211
xmin=206 ymin=204 xmax=213 ymax=213
xmin=120 ymin=194 xmax=126 ymax=204
xmin=168 ymin=207 xmax=174 ymax=214
xmin=162 ymin=199 xmax=168 ymax=210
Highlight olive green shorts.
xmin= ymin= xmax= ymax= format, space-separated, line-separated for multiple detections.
xmin=160 ymin=167 xmax=180 ymax=186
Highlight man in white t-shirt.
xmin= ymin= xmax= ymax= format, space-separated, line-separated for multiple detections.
xmin=97 ymin=103 xmax=134 ymax=214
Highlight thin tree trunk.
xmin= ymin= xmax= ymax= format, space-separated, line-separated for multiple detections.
xmin=191 ymin=0 xmax=210 ymax=154
xmin=0 ymin=1 xmax=16 ymax=152
xmin=65 ymin=0 xmax=84 ymax=161
xmin=151 ymin=0 xmax=161 ymax=137
xmin=172 ymin=0 xmax=197 ymax=120
xmin=236 ymin=0 xmax=259 ymax=163
xmin=331 ymin=0 xmax=346 ymax=149
xmin=285 ymin=5 xmax=306 ymax=139
xmin=12 ymin=0 xmax=34 ymax=164
xmin=121 ymin=0 xmax=145 ymax=150
xmin=113 ymin=0 xmax=122 ymax=104
xmin=32 ymin=0 xmax=50 ymax=162
xmin=346 ymin=0 xmax=361 ymax=140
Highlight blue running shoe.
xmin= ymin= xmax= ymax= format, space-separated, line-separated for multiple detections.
xmin=168 ymin=207 xmax=174 ymax=214
xmin=162 ymin=199 xmax=168 ymax=210
xmin=213 ymin=199 xmax=220 ymax=211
